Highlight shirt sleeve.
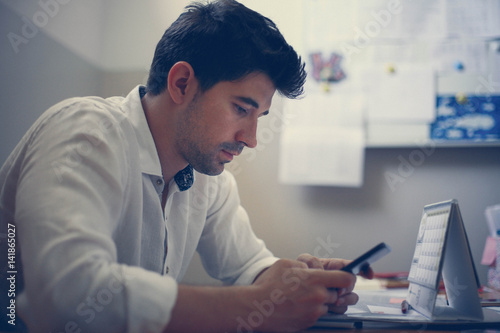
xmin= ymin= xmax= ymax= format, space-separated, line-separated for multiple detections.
xmin=196 ymin=171 xmax=278 ymax=286
xmin=12 ymin=101 xmax=175 ymax=333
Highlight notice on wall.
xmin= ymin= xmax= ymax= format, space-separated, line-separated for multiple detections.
xmin=279 ymin=93 xmax=365 ymax=187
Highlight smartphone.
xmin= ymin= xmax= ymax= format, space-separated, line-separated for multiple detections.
xmin=341 ymin=242 xmax=391 ymax=275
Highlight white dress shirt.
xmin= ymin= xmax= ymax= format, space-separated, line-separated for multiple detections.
xmin=0 ymin=86 xmax=277 ymax=333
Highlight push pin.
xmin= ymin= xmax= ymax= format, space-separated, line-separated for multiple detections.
xmin=455 ymin=92 xmax=468 ymax=105
xmin=386 ymin=63 xmax=396 ymax=74
xmin=454 ymin=61 xmax=464 ymax=72
xmin=401 ymin=300 xmax=411 ymax=314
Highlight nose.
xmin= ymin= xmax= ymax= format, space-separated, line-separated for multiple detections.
xmin=236 ymin=118 xmax=258 ymax=149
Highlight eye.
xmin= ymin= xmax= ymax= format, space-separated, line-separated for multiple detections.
xmin=234 ymin=104 xmax=248 ymax=115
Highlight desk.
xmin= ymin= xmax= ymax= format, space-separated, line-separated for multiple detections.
xmin=298 ymin=289 xmax=500 ymax=332
xmin=302 ymin=328 xmax=464 ymax=333
xmin=301 ymin=321 xmax=500 ymax=332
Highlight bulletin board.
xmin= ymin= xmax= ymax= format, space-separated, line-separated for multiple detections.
xmin=279 ymin=0 xmax=500 ymax=187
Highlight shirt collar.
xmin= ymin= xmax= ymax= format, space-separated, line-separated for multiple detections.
xmin=121 ymin=85 xmax=194 ymax=191
xmin=174 ymin=165 xmax=194 ymax=191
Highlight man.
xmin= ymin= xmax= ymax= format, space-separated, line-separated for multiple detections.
xmin=0 ymin=1 xmax=371 ymax=332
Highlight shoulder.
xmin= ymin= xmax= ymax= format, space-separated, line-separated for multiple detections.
xmin=26 ymin=95 xmax=134 ymax=149
xmin=42 ymin=95 xmax=128 ymax=128
xmin=20 ymin=95 xmax=139 ymax=180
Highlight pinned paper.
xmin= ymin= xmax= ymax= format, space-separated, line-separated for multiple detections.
xmin=278 ymin=93 xmax=365 ymax=187
xmin=279 ymin=127 xmax=365 ymax=187
xmin=481 ymin=236 xmax=497 ymax=266
xmin=486 ymin=205 xmax=500 ymax=237
xmin=365 ymin=64 xmax=435 ymax=123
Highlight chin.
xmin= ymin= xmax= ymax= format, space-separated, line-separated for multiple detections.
xmin=192 ymin=164 xmax=225 ymax=176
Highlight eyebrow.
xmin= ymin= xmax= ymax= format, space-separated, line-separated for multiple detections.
xmin=236 ymin=96 xmax=259 ymax=109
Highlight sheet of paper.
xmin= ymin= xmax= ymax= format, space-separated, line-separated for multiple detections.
xmin=366 ymin=123 xmax=430 ymax=146
xmin=481 ymin=236 xmax=497 ymax=266
xmin=278 ymin=94 xmax=365 ymax=187
xmin=486 ymin=205 xmax=500 ymax=237
xmin=368 ymin=305 xmax=403 ymax=315
xmin=365 ymin=64 xmax=435 ymax=123
xmin=364 ymin=41 xmax=425 ymax=65
xmin=303 ymin=0 xmax=357 ymax=45
xmin=430 ymin=39 xmax=489 ymax=74
xmin=283 ymin=92 xmax=365 ymax=128
xmin=356 ymin=0 xmax=447 ymax=39
xmin=489 ymin=41 xmax=500 ymax=94
xmin=303 ymin=0 xmax=445 ymax=48
xmin=446 ymin=0 xmax=500 ymax=37
xmin=308 ymin=0 xmax=500 ymax=39
xmin=279 ymin=127 xmax=364 ymax=187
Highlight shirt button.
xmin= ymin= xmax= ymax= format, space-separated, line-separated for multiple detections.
xmin=156 ymin=179 xmax=163 ymax=186
xmin=165 ymin=266 xmax=169 ymax=274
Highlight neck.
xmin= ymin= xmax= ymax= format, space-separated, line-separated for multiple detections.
xmin=141 ymin=92 xmax=188 ymax=183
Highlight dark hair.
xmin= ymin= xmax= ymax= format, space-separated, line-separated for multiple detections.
xmin=146 ymin=0 xmax=306 ymax=99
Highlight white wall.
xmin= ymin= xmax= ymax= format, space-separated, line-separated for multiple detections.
xmin=1 ymin=0 xmax=106 ymax=68
xmin=99 ymin=0 xmax=187 ymax=71
xmin=0 ymin=0 xmax=186 ymax=71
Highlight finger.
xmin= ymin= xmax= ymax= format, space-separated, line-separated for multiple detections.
xmin=323 ymin=259 xmax=375 ymax=280
xmin=328 ymin=304 xmax=349 ymax=314
xmin=323 ymin=258 xmax=351 ymax=271
xmin=339 ymin=277 xmax=356 ymax=295
xmin=338 ymin=292 xmax=359 ymax=306
xmin=297 ymin=254 xmax=324 ymax=269
xmin=359 ymin=265 xmax=375 ymax=279
xmin=305 ymin=269 xmax=355 ymax=289
xmin=324 ymin=289 xmax=339 ymax=304
xmin=327 ymin=292 xmax=359 ymax=314
xmin=278 ymin=258 xmax=309 ymax=269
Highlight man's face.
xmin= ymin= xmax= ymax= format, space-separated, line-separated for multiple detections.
xmin=176 ymin=72 xmax=275 ymax=175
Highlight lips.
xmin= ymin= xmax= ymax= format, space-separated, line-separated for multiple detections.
xmin=221 ymin=150 xmax=237 ymax=161
xmin=220 ymin=144 xmax=244 ymax=162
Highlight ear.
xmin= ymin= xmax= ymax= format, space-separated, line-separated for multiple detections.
xmin=167 ymin=61 xmax=197 ymax=105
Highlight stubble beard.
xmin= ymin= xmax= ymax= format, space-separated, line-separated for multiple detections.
xmin=176 ymin=94 xmax=229 ymax=176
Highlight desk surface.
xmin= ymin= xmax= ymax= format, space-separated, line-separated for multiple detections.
xmin=297 ymin=289 xmax=500 ymax=332
xmin=302 ymin=328 xmax=464 ymax=333
xmin=302 ymin=323 xmax=500 ymax=332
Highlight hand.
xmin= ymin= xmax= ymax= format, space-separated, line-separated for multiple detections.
xmin=296 ymin=254 xmax=375 ymax=279
xmin=251 ymin=258 xmax=356 ymax=332
xmin=296 ymin=254 xmax=374 ymax=314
